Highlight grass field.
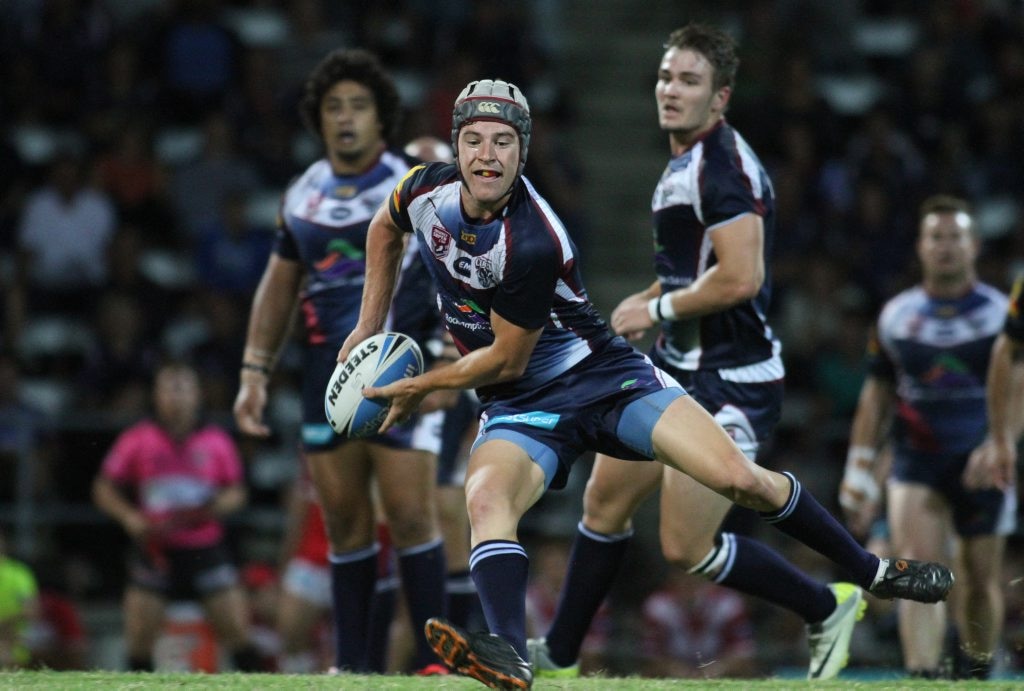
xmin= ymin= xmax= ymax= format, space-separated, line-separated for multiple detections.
xmin=0 ymin=671 xmax=1020 ymax=690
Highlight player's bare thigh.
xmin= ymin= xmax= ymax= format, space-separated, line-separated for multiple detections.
xmin=582 ymin=454 xmax=661 ymax=534
xmin=887 ymin=482 xmax=951 ymax=561
xmin=305 ymin=441 xmax=376 ymax=549
xmin=373 ymin=446 xmax=440 ymax=547
xmin=651 ymin=396 xmax=785 ymax=511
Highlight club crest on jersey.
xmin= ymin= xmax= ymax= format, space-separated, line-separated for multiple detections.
xmin=431 ymin=225 xmax=452 ymax=258
xmin=475 ymin=256 xmax=495 ymax=287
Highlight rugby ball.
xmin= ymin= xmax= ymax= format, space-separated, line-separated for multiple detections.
xmin=324 ymin=332 xmax=424 ymax=438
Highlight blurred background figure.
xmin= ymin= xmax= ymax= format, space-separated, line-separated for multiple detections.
xmin=92 ymin=359 xmax=261 ymax=672
xmin=0 ymin=528 xmax=39 ymax=669
xmin=639 ymin=569 xmax=759 ymax=679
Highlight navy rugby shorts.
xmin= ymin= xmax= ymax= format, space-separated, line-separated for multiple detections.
xmin=892 ymin=449 xmax=1017 ymax=537
xmin=472 ymin=337 xmax=685 ymax=490
xmin=654 ymin=360 xmax=783 ymax=462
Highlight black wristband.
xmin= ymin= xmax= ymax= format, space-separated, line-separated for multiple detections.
xmin=241 ymin=362 xmax=270 ymax=376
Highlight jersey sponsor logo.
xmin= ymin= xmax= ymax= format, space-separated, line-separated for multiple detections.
xmin=484 ymin=411 xmax=560 ymax=430
xmin=454 ymin=256 xmax=472 ymax=277
xmin=460 ymin=229 xmax=477 ymax=244
xmin=334 ymin=185 xmax=357 ymax=199
xmin=474 ymin=256 xmax=495 ymax=287
xmin=620 ymin=378 xmax=638 ymax=389
xmin=476 ymin=102 xmax=501 ymax=114
xmin=457 ymin=299 xmax=485 ymax=314
xmin=444 ymin=312 xmax=489 ymax=331
xmin=431 ymin=225 xmax=452 ymax=258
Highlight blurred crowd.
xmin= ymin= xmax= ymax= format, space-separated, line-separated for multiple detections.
xmin=0 ymin=0 xmax=1022 ymax=677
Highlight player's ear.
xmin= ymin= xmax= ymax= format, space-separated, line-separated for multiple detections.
xmin=713 ymin=85 xmax=731 ymax=112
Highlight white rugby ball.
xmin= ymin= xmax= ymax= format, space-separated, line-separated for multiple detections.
xmin=324 ymin=332 xmax=424 ymax=438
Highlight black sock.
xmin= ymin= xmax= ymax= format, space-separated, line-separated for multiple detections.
xmin=470 ymin=540 xmax=529 ymax=660
xmin=545 ymin=522 xmax=631 ymax=667
xmin=397 ymin=538 xmax=448 ymax=669
xmin=715 ymin=533 xmax=836 ymax=623
xmin=760 ymin=472 xmax=880 ymax=589
xmin=329 ymin=545 xmax=379 ymax=671
xmin=365 ymin=576 xmax=397 ymax=672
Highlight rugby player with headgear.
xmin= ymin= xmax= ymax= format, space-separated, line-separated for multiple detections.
xmin=337 ymin=77 xmax=952 ymax=690
xmin=232 ymin=48 xmax=448 ymax=675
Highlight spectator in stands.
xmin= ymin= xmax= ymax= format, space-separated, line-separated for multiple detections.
xmin=12 ymin=0 xmax=113 ymax=126
xmin=85 ymin=35 xmax=161 ymax=144
xmin=77 ymin=291 xmax=158 ymax=414
xmin=240 ymin=562 xmax=280 ymax=671
xmin=639 ymin=568 xmax=759 ymax=679
xmin=186 ymin=292 xmax=248 ymax=412
xmin=92 ymin=359 xmax=262 ymax=672
xmin=169 ymin=110 xmax=262 ymax=240
xmin=193 ymin=189 xmax=274 ymax=302
xmin=28 ymin=559 xmax=88 ymax=670
xmin=153 ymin=0 xmax=242 ymax=124
xmin=15 ymin=150 xmax=118 ymax=319
xmin=103 ymin=225 xmax=175 ymax=339
xmin=91 ymin=122 xmax=174 ymax=237
xmin=0 ymin=350 xmax=49 ymax=502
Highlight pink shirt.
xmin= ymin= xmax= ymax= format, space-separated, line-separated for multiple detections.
xmin=101 ymin=420 xmax=243 ymax=549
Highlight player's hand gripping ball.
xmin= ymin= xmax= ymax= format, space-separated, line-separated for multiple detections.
xmin=324 ymin=332 xmax=423 ymax=438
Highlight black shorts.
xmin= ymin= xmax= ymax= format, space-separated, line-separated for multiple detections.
xmin=891 ymin=449 xmax=1018 ymax=537
xmin=653 ymin=358 xmax=783 ymax=461
xmin=129 ymin=543 xmax=240 ymax=600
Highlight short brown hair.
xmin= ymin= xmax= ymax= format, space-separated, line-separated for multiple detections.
xmin=918 ymin=194 xmax=971 ymax=220
xmin=665 ymin=23 xmax=739 ymax=92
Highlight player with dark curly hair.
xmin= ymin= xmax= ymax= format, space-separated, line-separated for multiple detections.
xmin=233 ymin=48 xmax=448 ymax=675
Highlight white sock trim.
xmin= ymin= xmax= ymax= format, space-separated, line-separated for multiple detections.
xmin=871 ymin=558 xmax=889 ymax=588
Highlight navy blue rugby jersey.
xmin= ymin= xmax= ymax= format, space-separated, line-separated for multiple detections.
xmin=274 ymin=150 xmax=416 ymax=346
xmin=387 ymin=162 xmax=614 ymax=399
xmin=868 ymin=282 xmax=1008 ymax=456
xmin=651 ymin=120 xmax=782 ymax=382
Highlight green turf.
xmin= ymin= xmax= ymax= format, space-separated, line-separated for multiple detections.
xmin=0 ymin=671 xmax=1018 ymax=690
